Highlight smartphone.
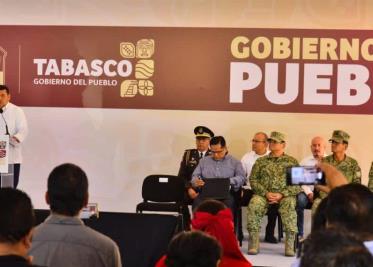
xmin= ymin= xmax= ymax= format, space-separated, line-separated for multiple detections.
xmin=286 ymin=166 xmax=325 ymax=185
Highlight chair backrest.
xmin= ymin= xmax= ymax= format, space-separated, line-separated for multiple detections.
xmin=142 ymin=175 xmax=184 ymax=202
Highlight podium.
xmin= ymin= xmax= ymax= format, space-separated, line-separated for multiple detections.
xmin=0 ymin=135 xmax=12 ymax=188
xmin=0 ymin=164 xmax=14 ymax=188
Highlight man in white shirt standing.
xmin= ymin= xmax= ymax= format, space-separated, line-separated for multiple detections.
xmin=0 ymin=85 xmax=28 ymax=188
xmin=298 ymin=136 xmax=327 ymax=238
xmin=241 ymin=132 xmax=279 ymax=243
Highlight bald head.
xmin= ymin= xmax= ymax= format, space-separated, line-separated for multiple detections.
xmin=311 ymin=136 xmax=326 ymax=160
xmin=251 ymin=132 xmax=268 ymax=155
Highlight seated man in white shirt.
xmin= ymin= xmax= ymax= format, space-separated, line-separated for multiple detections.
xmin=298 ymin=136 xmax=327 ymax=238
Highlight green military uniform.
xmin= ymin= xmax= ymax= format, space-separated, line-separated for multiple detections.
xmin=247 ymin=153 xmax=301 ymax=233
xmin=322 ymin=155 xmax=361 ymax=184
xmin=246 ymin=131 xmax=300 ymax=256
xmin=312 ymin=130 xmax=362 ymax=214
xmin=369 ymin=162 xmax=373 ymax=192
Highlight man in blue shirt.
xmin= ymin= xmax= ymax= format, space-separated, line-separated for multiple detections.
xmin=191 ymin=136 xmax=246 ymax=212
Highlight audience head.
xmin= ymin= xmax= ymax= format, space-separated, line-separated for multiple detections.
xmin=47 ymin=163 xmax=89 ymax=216
xmin=193 ymin=198 xmax=226 ymax=215
xmin=192 ymin=199 xmax=249 ymax=263
xmin=210 ymin=136 xmax=227 ymax=160
xmin=251 ymin=132 xmax=268 ymax=155
xmin=325 ymin=183 xmax=373 ymax=240
xmin=310 ymin=136 xmax=326 ymax=160
xmin=0 ymin=188 xmax=35 ymax=256
xmin=165 ymin=231 xmax=221 ymax=267
xmin=300 ymin=229 xmax=373 ymax=267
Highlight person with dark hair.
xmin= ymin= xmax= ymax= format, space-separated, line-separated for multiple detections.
xmin=0 ymin=84 xmax=28 ymax=188
xmin=324 ymin=183 xmax=373 ymax=251
xmin=156 ymin=231 xmax=222 ymax=267
xmin=29 ymin=163 xmax=122 ymax=267
xmin=156 ymin=199 xmax=252 ymax=267
xmin=191 ymin=199 xmax=252 ymax=267
xmin=0 ymin=188 xmax=41 ymax=267
xmin=300 ymin=229 xmax=373 ymax=267
xmin=291 ymin=164 xmax=373 ymax=267
xmin=191 ymin=136 xmax=246 ymax=211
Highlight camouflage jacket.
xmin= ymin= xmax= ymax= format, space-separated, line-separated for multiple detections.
xmin=318 ymin=154 xmax=362 ymax=199
xmin=322 ymin=155 xmax=361 ymax=184
xmin=249 ymin=153 xmax=301 ymax=197
xmin=368 ymin=162 xmax=373 ymax=192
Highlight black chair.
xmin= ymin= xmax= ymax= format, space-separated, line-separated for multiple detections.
xmin=234 ymin=187 xmax=252 ymax=246
xmin=136 ymin=174 xmax=186 ymax=231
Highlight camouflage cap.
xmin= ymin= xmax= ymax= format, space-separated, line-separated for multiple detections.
xmin=194 ymin=126 xmax=214 ymax=139
xmin=268 ymin=131 xmax=286 ymax=143
xmin=329 ymin=130 xmax=350 ymax=143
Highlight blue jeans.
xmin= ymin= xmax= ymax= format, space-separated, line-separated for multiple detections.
xmin=296 ymin=192 xmax=311 ymax=236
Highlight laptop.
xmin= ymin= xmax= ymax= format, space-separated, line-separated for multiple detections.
xmin=199 ymin=178 xmax=230 ymax=200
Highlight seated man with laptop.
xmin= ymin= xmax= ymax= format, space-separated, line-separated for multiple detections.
xmin=191 ymin=136 xmax=246 ymax=213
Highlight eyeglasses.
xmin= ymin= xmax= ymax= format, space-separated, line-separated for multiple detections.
xmin=211 ymin=150 xmax=225 ymax=154
xmin=252 ymin=139 xmax=266 ymax=143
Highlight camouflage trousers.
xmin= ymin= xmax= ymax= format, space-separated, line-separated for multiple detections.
xmin=247 ymin=194 xmax=298 ymax=233
xmin=311 ymin=190 xmax=328 ymax=216
xmin=311 ymin=197 xmax=322 ymax=216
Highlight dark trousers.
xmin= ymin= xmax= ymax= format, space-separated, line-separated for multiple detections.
xmin=13 ymin=164 xmax=20 ymax=188
xmin=296 ymin=192 xmax=312 ymax=236
xmin=265 ymin=203 xmax=279 ymax=236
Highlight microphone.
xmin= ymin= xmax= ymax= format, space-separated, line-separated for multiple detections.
xmin=0 ymin=109 xmax=9 ymax=135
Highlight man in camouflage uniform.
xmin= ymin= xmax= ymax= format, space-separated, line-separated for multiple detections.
xmin=312 ymin=130 xmax=362 ymax=214
xmin=178 ymin=126 xmax=214 ymax=228
xmin=247 ymin=131 xmax=301 ymax=256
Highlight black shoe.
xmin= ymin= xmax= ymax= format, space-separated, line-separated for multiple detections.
xmin=264 ymin=235 xmax=278 ymax=244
